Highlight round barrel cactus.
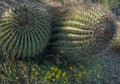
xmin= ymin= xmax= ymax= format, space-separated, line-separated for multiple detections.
xmin=0 ymin=5 xmax=51 ymax=59
xmin=51 ymin=3 xmax=117 ymax=62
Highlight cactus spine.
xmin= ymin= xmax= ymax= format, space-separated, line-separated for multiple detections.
xmin=0 ymin=5 xmax=51 ymax=59
xmin=51 ymin=3 xmax=117 ymax=62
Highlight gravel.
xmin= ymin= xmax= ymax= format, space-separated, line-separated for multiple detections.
xmin=100 ymin=48 xmax=120 ymax=84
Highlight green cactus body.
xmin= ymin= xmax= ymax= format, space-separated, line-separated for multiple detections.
xmin=0 ymin=5 xmax=51 ymax=59
xmin=51 ymin=3 xmax=117 ymax=62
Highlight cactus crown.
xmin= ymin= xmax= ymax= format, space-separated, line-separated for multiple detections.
xmin=0 ymin=4 xmax=51 ymax=59
xmin=51 ymin=3 xmax=117 ymax=62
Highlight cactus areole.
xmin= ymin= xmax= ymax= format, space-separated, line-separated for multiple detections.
xmin=0 ymin=5 xmax=51 ymax=59
xmin=51 ymin=3 xmax=117 ymax=62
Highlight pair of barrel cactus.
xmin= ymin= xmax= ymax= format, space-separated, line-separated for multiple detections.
xmin=0 ymin=2 xmax=118 ymax=62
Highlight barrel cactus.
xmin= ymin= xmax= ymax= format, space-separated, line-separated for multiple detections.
xmin=0 ymin=4 xmax=51 ymax=59
xmin=51 ymin=3 xmax=117 ymax=62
